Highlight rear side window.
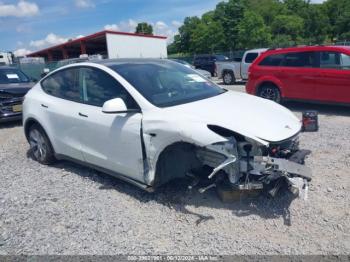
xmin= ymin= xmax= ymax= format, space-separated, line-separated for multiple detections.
xmin=281 ymin=52 xmax=316 ymax=68
xmin=41 ymin=68 xmax=81 ymax=102
xmin=245 ymin=53 xmax=259 ymax=63
xmin=259 ymin=54 xmax=285 ymax=66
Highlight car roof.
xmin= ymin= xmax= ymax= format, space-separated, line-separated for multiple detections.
xmin=264 ymin=45 xmax=350 ymax=54
xmin=93 ymin=58 xmax=175 ymax=67
xmin=246 ymin=48 xmax=268 ymax=53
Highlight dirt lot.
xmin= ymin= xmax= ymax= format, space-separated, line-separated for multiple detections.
xmin=0 ymin=83 xmax=349 ymax=255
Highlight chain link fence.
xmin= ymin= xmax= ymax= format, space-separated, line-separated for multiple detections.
xmin=168 ymin=50 xmax=247 ymax=64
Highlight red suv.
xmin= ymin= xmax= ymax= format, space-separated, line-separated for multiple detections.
xmin=246 ymin=46 xmax=350 ymax=105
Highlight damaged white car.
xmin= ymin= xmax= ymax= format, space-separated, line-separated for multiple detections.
xmin=23 ymin=59 xmax=312 ymax=198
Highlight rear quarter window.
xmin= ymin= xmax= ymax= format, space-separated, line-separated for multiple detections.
xmin=41 ymin=68 xmax=81 ymax=102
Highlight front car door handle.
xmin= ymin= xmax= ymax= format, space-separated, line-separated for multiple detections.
xmin=41 ymin=104 xmax=48 ymax=108
xmin=78 ymin=112 xmax=88 ymax=118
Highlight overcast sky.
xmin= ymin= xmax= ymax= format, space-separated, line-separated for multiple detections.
xmin=0 ymin=0 xmax=326 ymax=56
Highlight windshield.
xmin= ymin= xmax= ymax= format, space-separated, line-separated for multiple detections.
xmin=0 ymin=68 xmax=30 ymax=84
xmin=109 ymin=61 xmax=225 ymax=107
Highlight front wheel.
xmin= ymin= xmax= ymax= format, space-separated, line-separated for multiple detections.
xmin=223 ymin=71 xmax=235 ymax=85
xmin=28 ymin=124 xmax=56 ymax=165
xmin=257 ymin=84 xmax=281 ymax=103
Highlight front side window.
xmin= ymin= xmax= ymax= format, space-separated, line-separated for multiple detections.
xmin=41 ymin=68 xmax=80 ymax=102
xmin=245 ymin=53 xmax=259 ymax=63
xmin=79 ymin=67 xmax=138 ymax=108
xmin=259 ymin=54 xmax=285 ymax=67
xmin=0 ymin=68 xmax=30 ymax=84
xmin=109 ymin=61 xmax=225 ymax=107
xmin=281 ymin=52 xmax=316 ymax=68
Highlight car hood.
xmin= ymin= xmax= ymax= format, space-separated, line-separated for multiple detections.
xmin=161 ymin=90 xmax=301 ymax=144
xmin=0 ymin=82 xmax=35 ymax=95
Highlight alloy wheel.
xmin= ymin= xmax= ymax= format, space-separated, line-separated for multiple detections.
xmin=260 ymin=87 xmax=278 ymax=101
xmin=29 ymin=129 xmax=47 ymax=162
xmin=223 ymin=73 xmax=232 ymax=84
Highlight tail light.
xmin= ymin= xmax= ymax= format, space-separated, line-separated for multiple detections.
xmin=302 ymin=111 xmax=318 ymax=132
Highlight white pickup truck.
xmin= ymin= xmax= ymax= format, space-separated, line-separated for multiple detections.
xmin=216 ymin=48 xmax=267 ymax=85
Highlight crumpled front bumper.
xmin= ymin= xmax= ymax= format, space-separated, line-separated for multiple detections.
xmin=254 ymin=155 xmax=312 ymax=181
xmin=253 ymin=154 xmax=312 ymax=199
xmin=197 ymin=142 xmax=312 ymax=199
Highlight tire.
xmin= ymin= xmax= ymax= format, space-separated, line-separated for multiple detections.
xmin=257 ymin=84 xmax=281 ymax=103
xmin=223 ymin=71 xmax=235 ymax=85
xmin=28 ymin=124 xmax=56 ymax=165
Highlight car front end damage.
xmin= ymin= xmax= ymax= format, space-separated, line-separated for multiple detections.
xmin=141 ymin=91 xmax=314 ymax=199
xmin=194 ymin=130 xmax=311 ymax=199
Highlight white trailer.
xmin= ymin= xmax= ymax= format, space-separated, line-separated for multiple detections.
xmin=106 ymin=32 xmax=167 ymax=59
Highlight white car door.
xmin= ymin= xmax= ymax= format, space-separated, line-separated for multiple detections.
xmin=75 ymin=67 xmax=145 ymax=182
xmin=40 ymin=67 xmax=85 ymax=161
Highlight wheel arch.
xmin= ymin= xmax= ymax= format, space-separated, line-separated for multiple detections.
xmin=24 ymin=118 xmax=50 ymax=142
xmin=222 ymin=69 xmax=235 ymax=78
xmin=152 ymin=141 xmax=202 ymax=188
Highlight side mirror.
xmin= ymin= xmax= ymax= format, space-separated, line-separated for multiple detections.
xmin=102 ymin=98 xmax=127 ymax=113
xmin=102 ymin=98 xmax=140 ymax=114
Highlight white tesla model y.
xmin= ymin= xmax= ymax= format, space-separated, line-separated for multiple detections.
xmin=23 ymin=59 xmax=311 ymax=196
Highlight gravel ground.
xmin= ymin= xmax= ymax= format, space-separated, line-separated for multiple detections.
xmin=0 ymin=83 xmax=350 ymax=255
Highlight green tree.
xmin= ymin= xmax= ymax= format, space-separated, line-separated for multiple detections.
xmin=283 ymin=0 xmax=309 ymax=16
xmin=135 ymin=22 xmax=153 ymax=35
xmin=213 ymin=0 xmax=247 ymax=50
xmin=168 ymin=0 xmax=350 ymax=54
xmin=237 ymin=10 xmax=271 ymax=49
xmin=247 ymin=0 xmax=285 ymax=25
xmin=190 ymin=14 xmax=226 ymax=53
xmin=271 ymin=14 xmax=304 ymax=43
xmin=176 ymin=16 xmax=201 ymax=53
xmin=167 ymin=35 xmax=181 ymax=55
xmin=323 ymin=0 xmax=350 ymax=40
xmin=303 ymin=4 xmax=329 ymax=44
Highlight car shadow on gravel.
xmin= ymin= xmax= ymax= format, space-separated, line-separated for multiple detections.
xmin=282 ymin=101 xmax=350 ymax=117
xmin=0 ymin=120 xmax=22 ymax=129
xmin=48 ymin=160 xmax=297 ymax=226
xmin=217 ymin=81 xmax=247 ymax=86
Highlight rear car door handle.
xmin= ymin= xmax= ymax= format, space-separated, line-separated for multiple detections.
xmin=41 ymin=104 xmax=48 ymax=108
xmin=78 ymin=112 xmax=88 ymax=118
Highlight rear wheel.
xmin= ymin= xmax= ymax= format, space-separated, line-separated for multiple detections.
xmin=28 ymin=124 xmax=56 ymax=165
xmin=258 ymin=84 xmax=281 ymax=103
xmin=223 ymin=71 xmax=235 ymax=85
